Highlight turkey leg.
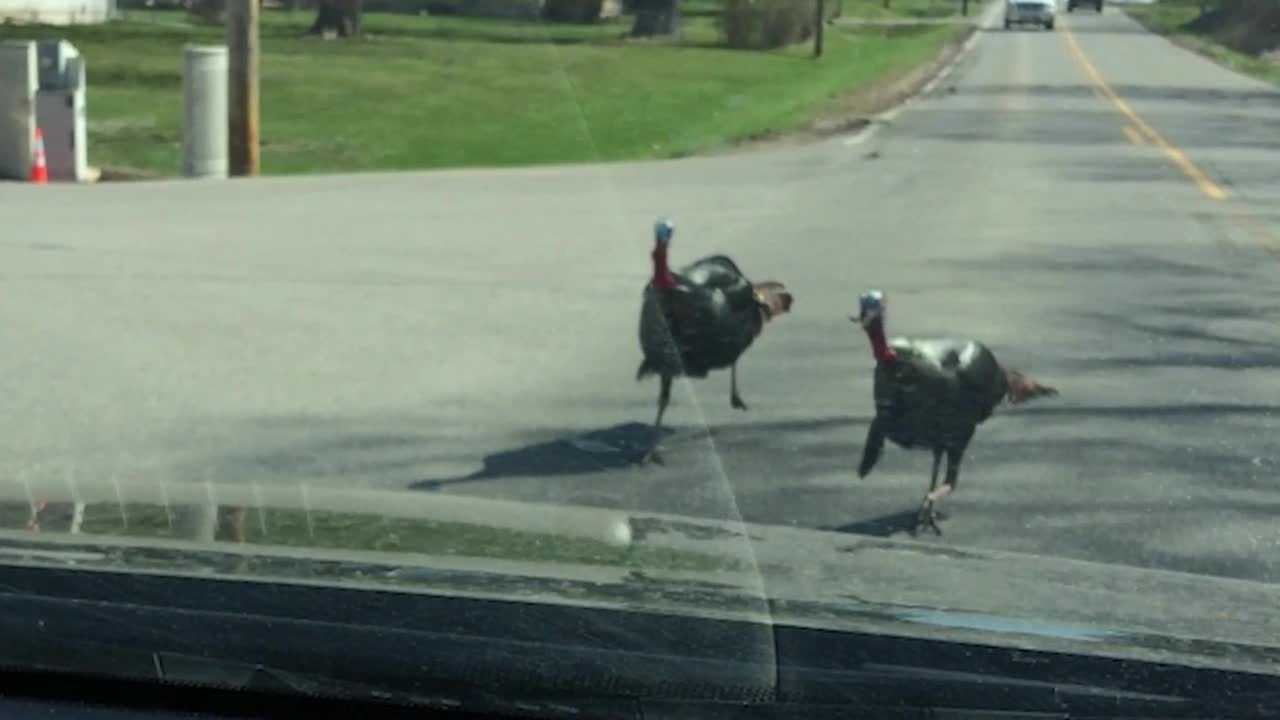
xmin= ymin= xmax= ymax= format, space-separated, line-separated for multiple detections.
xmin=917 ymin=446 xmax=963 ymax=536
xmin=642 ymin=374 xmax=674 ymax=465
xmin=915 ymin=448 xmax=944 ymax=536
xmin=730 ymin=363 xmax=748 ymax=411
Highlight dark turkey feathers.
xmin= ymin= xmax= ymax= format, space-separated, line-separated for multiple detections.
xmin=853 ymin=289 xmax=1056 ymax=535
xmin=638 ymin=254 xmax=790 ymax=380
xmin=635 ymin=220 xmax=792 ymax=463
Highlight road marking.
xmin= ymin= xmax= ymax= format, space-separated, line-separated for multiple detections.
xmin=865 ymin=0 xmax=1004 ymax=127
xmin=1232 ymin=209 xmax=1280 ymax=257
xmin=1121 ymin=125 xmax=1144 ymax=145
xmin=919 ymin=5 xmax=995 ymax=97
xmin=1060 ymin=21 xmax=1228 ymax=201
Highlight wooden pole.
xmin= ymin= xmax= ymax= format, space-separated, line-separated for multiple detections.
xmin=227 ymin=0 xmax=260 ymax=176
xmin=813 ymin=0 xmax=825 ymax=58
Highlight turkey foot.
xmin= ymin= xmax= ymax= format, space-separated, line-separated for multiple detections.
xmin=914 ymin=499 xmax=943 ymax=536
xmin=640 ymin=447 xmax=666 ymax=466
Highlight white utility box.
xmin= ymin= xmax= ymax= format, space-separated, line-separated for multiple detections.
xmin=35 ymin=40 xmax=89 ymax=182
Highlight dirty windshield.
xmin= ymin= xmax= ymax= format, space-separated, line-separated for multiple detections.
xmin=2 ymin=0 xmax=1280 ymax=708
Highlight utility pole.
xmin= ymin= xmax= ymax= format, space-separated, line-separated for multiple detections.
xmin=227 ymin=0 xmax=259 ymax=176
xmin=961 ymin=0 xmax=969 ymax=16
xmin=813 ymin=0 xmax=825 ymax=58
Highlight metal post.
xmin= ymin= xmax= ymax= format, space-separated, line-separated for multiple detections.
xmin=813 ymin=0 xmax=825 ymax=58
xmin=182 ymin=45 xmax=228 ymax=179
xmin=227 ymin=0 xmax=259 ymax=177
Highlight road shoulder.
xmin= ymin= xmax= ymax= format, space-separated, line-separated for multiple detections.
xmin=1122 ymin=2 xmax=1280 ymax=89
xmin=731 ymin=5 xmax=999 ymax=152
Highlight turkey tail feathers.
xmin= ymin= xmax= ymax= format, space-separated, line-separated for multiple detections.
xmin=636 ymin=359 xmax=655 ymax=381
xmin=754 ymin=282 xmax=794 ymax=321
xmin=1005 ymin=370 xmax=1058 ymax=405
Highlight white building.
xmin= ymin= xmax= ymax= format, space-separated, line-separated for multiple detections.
xmin=0 ymin=0 xmax=115 ymax=24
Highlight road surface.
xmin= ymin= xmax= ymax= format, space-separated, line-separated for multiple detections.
xmin=4 ymin=6 xmax=1280 ymax=583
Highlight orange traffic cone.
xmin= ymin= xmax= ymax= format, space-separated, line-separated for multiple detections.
xmin=29 ymin=128 xmax=48 ymax=184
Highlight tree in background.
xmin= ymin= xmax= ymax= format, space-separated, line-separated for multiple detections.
xmin=631 ymin=0 xmax=679 ymax=35
xmin=544 ymin=0 xmax=613 ymax=22
xmin=721 ymin=0 xmax=835 ymax=49
xmin=309 ymin=0 xmax=362 ymax=36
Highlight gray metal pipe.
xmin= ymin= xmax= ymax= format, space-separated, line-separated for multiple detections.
xmin=182 ymin=45 xmax=228 ymax=179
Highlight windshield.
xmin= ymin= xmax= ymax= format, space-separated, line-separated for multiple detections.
xmin=2 ymin=0 xmax=1280 ymax=711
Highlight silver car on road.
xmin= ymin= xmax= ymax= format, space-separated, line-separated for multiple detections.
xmin=1005 ymin=0 xmax=1056 ymax=29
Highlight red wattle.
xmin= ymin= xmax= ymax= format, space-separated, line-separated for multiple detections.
xmin=866 ymin=319 xmax=897 ymax=364
xmin=651 ymin=247 xmax=676 ymax=290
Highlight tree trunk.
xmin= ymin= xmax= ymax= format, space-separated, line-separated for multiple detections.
xmin=630 ymin=0 xmax=678 ymax=36
xmin=309 ymin=0 xmax=361 ymax=36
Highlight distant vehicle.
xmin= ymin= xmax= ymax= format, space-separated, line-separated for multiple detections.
xmin=1005 ymin=0 xmax=1056 ymax=29
xmin=1067 ymin=0 xmax=1103 ymax=11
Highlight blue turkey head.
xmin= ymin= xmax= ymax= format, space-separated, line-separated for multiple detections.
xmin=654 ymin=218 xmax=675 ymax=246
xmin=856 ymin=290 xmax=886 ymax=327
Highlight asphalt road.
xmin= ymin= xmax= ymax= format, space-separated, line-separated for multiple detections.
xmin=4 ymin=6 xmax=1280 ymax=582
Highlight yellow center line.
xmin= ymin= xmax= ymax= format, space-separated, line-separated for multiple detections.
xmin=1233 ymin=209 xmax=1280 ymax=257
xmin=1121 ymin=125 xmax=1144 ymax=145
xmin=1060 ymin=21 xmax=1228 ymax=201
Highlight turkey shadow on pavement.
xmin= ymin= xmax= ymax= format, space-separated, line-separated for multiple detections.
xmin=824 ymin=511 xmax=923 ymax=538
xmin=411 ymin=422 xmax=672 ymax=491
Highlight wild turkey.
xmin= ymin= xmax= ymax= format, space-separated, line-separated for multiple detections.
xmin=637 ymin=219 xmax=793 ymax=463
xmin=853 ymin=290 xmax=1057 ymax=535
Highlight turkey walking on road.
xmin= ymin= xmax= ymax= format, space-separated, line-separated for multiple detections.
xmin=637 ymin=219 xmax=793 ymax=463
xmin=853 ymin=290 xmax=1057 ymax=535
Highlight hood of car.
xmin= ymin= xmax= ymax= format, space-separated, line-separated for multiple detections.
xmin=3 ymin=491 xmax=1280 ymax=678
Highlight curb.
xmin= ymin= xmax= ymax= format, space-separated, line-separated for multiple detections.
xmin=838 ymin=0 xmax=1001 ymax=147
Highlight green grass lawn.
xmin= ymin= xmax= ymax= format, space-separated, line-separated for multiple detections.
xmin=838 ymin=0 xmax=970 ymax=20
xmin=1 ymin=501 xmax=741 ymax=572
xmin=1125 ymin=1 xmax=1280 ymax=87
xmin=0 ymin=9 xmax=959 ymax=175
